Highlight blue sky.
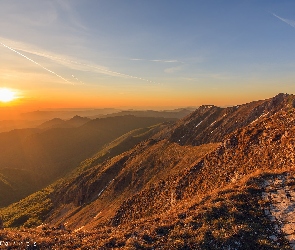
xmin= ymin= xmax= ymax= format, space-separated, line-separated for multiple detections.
xmin=1 ymin=0 xmax=295 ymax=109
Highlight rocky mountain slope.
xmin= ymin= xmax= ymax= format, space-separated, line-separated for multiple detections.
xmin=1 ymin=93 xmax=295 ymax=249
xmin=167 ymin=93 xmax=295 ymax=146
xmin=111 ymin=106 xmax=295 ymax=226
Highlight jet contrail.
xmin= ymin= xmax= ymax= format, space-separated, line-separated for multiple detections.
xmin=15 ymin=49 xmax=159 ymax=84
xmin=0 ymin=38 xmax=159 ymax=85
xmin=272 ymin=13 xmax=295 ymax=28
xmin=72 ymin=74 xmax=84 ymax=85
xmin=0 ymin=42 xmax=73 ymax=85
xmin=64 ymin=58 xmax=159 ymax=84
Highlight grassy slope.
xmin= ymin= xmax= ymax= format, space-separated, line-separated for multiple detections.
xmin=0 ymin=172 xmax=291 ymax=249
xmin=110 ymin=109 xmax=295 ymax=226
xmin=0 ymin=168 xmax=43 ymax=207
xmin=0 ymin=116 xmax=174 ymax=207
xmin=0 ymin=123 xmax=168 ymax=228
xmin=47 ymin=141 xmax=218 ymax=230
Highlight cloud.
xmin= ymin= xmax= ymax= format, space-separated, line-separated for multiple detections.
xmin=151 ymin=59 xmax=180 ymax=63
xmin=130 ymin=58 xmax=182 ymax=63
xmin=164 ymin=66 xmax=182 ymax=73
xmin=182 ymin=77 xmax=199 ymax=81
xmin=55 ymin=0 xmax=88 ymax=31
xmin=272 ymin=13 xmax=295 ymax=28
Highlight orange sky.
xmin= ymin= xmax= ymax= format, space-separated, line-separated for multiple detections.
xmin=0 ymin=85 xmax=280 ymax=118
xmin=1 ymin=1 xmax=295 ymax=120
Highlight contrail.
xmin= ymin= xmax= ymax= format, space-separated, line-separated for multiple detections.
xmin=63 ymin=58 xmax=159 ymax=84
xmin=0 ymin=38 xmax=159 ymax=85
xmin=14 ymin=49 xmax=159 ymax=84
xmin=272 ymin=13 xmax=295 ymax=28
xmin=72 ymin=74 xmax=84 ymax=85
xmin=0 ymin=42 xmax=73 ymax=85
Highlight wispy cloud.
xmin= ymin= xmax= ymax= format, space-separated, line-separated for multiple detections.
xmin=0 ymin=38 xmax=158 ymax=85
xmin=272 ymin=13 xmax=295 ymax=28
xmin=164 ymin=66 xmax=182 ymax=73
xmin=130 ymin=58 xmax=182 ymax=63
xmin=183 ymin=72 xmax=235 ymax=81
xmin=55 ymin=0 xmax=88 ymax=31
xmin=151 ymin=59 xmax=180 ymax=63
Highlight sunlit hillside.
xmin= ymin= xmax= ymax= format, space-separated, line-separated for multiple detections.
xmin=1 ymin=94 xmax=295 ymax=249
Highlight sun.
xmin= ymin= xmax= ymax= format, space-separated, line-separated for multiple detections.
xmin=0 ymin=88 xmax=17 ymax=103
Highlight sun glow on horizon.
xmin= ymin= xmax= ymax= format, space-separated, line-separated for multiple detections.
xmin=0 ymin=88 xmax=18 ymax=103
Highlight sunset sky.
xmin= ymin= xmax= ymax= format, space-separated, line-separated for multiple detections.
xmin=1 ymin=0 xmax=295 ymax=113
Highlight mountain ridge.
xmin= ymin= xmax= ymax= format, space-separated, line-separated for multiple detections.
xmin=1 ymin=93 xmax=295 ymax=249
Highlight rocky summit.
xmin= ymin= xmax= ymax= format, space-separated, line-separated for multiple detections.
xmin=1 ymin=93 xmax=295 ymax=249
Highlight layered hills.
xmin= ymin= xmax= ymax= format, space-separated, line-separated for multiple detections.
xmin=0 ymin=108 xmax=120 ymax=133
xmin=0 ymin=116 xmax=175 ymax=207
xmin=1 ymin=93 xmax=295 ymax=249
xmin=37 ymin=115 xmax=91 ymax=130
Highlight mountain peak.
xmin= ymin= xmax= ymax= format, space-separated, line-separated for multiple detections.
xmin=166 ymin=93 xmax=295 ymax=146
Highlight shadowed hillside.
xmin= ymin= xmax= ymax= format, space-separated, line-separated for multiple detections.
xmin=0 ymin=116 xmax=175 ymax=207
xmin=0 ymin=168 xmax=42 ymax=207
xmin=0 ymin=123 xmax=171 ymax=227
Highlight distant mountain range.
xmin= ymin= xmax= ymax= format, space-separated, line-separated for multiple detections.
xmin=1 ymin=93 xmax=295 ymax=249
xmin=0 ymin=108 xmax=193 ymax=133
xmin=37 ymin=115 xmax=92 ymax=129
xmin=20 ymin=108 xmax=120 ymax=120
xmin=94 ymin=108 xmax=195 ymax=119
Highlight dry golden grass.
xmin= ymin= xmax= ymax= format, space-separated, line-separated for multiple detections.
xmin=2 ymin=96 xmax=295 ymax=249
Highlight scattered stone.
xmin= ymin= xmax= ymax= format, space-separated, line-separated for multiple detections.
xmin=269 ymin=235 xmax=278 ymax=241
xmin=262 ymin=173 xmax=295 ymax=249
